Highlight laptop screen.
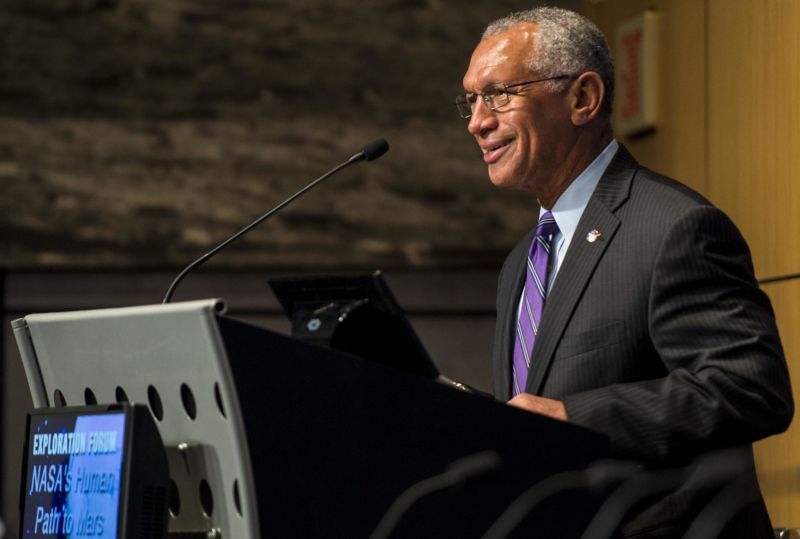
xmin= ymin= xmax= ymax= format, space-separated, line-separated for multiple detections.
xmin=269 ymin=271 xmax=439 ymax=379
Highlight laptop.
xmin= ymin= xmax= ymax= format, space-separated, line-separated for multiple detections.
xmin=269 ymin=271 xmax=491 ymax=397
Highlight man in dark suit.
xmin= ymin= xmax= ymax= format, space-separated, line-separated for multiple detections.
xmin=459 ymin=7 xmax=793 ymax=537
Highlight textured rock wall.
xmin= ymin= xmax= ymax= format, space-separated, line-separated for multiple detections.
xmin=0 ymin=0 xmax=548 ymax=270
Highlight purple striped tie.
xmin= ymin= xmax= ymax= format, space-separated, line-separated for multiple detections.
xmin=512 ymin=211 xmax=559 ymax=396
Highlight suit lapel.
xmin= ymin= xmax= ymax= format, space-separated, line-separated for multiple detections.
xmin=524 ymin=145 xmax=639 ymax=394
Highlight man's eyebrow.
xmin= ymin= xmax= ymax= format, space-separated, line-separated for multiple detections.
xmin=463 ymin=83 xmax=502 ymax=94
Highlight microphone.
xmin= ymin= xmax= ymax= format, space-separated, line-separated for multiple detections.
xmin=681 ymin=448 xmax=761 ymax=539
xmin=361 ymin=138 xmax=390 ymax=161
xmin=481 ymin=459 xmax=641 ymax=539
xmin=580 ymin=448 xmax=753 ymax=539
xmin=162 ymin=138 xmax=390 ymax=303
xmin=579 ymin=466 xmax=687 ymax=539
xmin=369 ymin=450 xmax=502 ymax=539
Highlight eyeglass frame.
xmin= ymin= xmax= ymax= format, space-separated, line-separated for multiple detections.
xmin=455 ymin=75 xmax=576 ymax=119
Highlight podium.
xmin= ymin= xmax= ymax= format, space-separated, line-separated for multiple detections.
xmin=13 ymin=299 xmax=610 ymax=538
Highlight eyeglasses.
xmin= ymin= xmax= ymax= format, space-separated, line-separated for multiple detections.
xmin=455 ymin=75 xmax=574 ymax=119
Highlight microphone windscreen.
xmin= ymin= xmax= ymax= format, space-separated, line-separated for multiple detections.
xmin=362 ymin=138 xmax=390 ymax=161
xmin=446 ymin=450 xmax=502 ymax=483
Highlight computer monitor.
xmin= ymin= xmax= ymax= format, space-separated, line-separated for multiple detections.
xmin=18 ymin=403 xmax=168 ymax=539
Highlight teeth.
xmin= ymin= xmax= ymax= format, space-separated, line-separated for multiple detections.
xmin=487 ymin=140 xmax=511 ymax=152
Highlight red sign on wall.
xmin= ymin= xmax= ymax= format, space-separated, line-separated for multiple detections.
xmin=615 ymin=11 xmax=659 ymax=136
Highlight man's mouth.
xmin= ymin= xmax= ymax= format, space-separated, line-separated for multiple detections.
xmin=482 ymin=139 xmax=513 ymax=164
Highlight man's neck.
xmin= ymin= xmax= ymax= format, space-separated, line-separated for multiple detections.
xmin=534 ymin=127 xmax=614 ymax=209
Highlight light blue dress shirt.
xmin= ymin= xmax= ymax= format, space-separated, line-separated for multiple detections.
xmin=517 ymin=140 xmax=619 ymax=322
xmin=543 ymin=139 xmax=619 ymax=291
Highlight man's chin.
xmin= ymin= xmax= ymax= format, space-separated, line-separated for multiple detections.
xmin=488 ymin=168 xmax=517 ymax=189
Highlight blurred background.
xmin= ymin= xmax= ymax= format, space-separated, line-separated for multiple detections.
xmin=2 ymin=0 xmax=800 ymax=534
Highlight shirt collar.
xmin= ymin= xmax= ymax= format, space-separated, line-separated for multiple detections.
xmin=540 ymin=139 xmax=619 ymax=247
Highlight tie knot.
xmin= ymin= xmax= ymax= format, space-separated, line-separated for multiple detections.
xmin=536 ymin=211 xmax=559 ymax=239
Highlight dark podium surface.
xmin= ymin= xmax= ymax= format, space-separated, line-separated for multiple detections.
xmin=219 ymin=315 xmax=610 ymax=538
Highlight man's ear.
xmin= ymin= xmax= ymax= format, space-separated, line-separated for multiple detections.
xmin=569 ymin=71 xmax=605 ymax=126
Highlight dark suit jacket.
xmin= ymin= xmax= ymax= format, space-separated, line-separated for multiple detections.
xmin=492 ymin=145 xmax=793 ymax=537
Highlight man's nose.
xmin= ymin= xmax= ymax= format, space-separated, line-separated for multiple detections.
xmin=467 ymin=99 xmax=497 ymax=136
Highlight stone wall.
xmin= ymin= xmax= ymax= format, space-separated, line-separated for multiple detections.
xmin=0 ymin=0 xmax=550 ymax=270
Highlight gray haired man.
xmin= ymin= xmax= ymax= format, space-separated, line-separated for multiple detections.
xmin=460 ymin=7 xmax=792 ymax=537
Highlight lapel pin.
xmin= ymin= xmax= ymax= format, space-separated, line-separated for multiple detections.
xmin=586 ymin=229 xmax=602 ymax=243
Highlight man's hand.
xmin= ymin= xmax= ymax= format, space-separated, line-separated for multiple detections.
xmin=507 ymin=394 xmax=568 ymax=421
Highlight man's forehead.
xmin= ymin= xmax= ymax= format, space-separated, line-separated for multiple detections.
xmin=464 ymin=23 xmax=539 ymax=88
